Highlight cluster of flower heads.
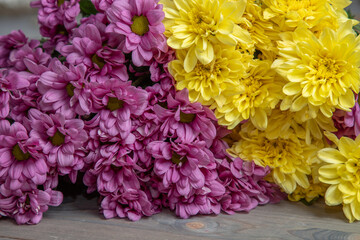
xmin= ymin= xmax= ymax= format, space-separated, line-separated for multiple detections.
xmin=0 ymin=0 xmax=283 ymax=224
xmin=162 ymin=0 xmax=360 ymax=222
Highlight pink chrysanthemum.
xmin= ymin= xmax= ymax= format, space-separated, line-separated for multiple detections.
xmin=27 ymin=109 xmax=88 ymax=180
xmin=332 ymin=98 xmax=360 ymax=139
xmin=218 ymin=158 xmax=284 ymax=214
xmin=0 ymin=91 xmax=9 ymax=119
xmin=0 ymin=186 xmax=63 ymax=225
xmin=163 ymin=168 xmax=225 ymax=219
xmin=1 ymin=69 xmax=31 ymax=93
xmin=0 ymin=69 xmax=11 ymax=119
xmin=149 ymin=140 xmax=215 ymax=197
xmin=3 ymin=60 xmax=47 ymax=122
xmin=92 ymin=0 xmax=114 ymax=12
xmin=84 ymin=143 xmax=141 ymax=194
xmin=106 ymin=0 xmax=167 ymax=66
xmin=31 ymin=0 xmax=80 ymax=38
xmin=0 ymin=120 xmax=48 ymax=191
xmin=153 ymin=89 xmax=217 ymax=142
xmin=91 ymin=79 xmax=148 ymax=142
xmin=8 ymin=40 xmax=50 ymax=72
xmin=37 ymin=59 xmax=93 ymax=117
xmin=60 ymin=23 xmax=128 ymax=81
xmin=101 ymin=188 xmax=156 ymax=221
xmin=0 ymin=30 xmax=28 ymax=68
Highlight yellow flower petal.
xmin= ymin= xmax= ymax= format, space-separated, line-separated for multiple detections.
xmin=218 ymin=20 xmax=234 ymax=35
xmin=293 ymin=171 xmax=310 ymax=189
xmin=318 ymin=165 xmax=340 ymax=180
xmin=351 ymin=200 xmax=360 ymax=221
xmin=339 ymin=90 xmax=355 ymax=109
xmin=291 ymin=96 xmax=307 ymax=111
xmin=338 ymin=181 xmax=356 ymax=196
xmin=325 ymin=185 xmax=342 ymax=206
xmin=195 ymin=40 xmax=214 ymax=65
xmin=338 ymin=137 xmax=357 ymax=158
xmin=343 ymin=204 xmax=355 ymax=223
xmin=184 ymin=46 xmax=197 ymax=73
xmin=283 ymin=82 xmax=301 ymax=95
xmin=318 ymin=148 xmax=347 ymax=164
xmin=251 ymin=109 xmax=268 ymax=131
xmin=173 ymin=0 xmax=190 ymax=11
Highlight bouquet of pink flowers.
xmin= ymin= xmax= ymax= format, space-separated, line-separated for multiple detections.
xmin=0 ymin=0 xmax=283 ymax=224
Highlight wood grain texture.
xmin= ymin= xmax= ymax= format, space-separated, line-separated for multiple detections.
xmin=1 ymin=196 xmax=360 ymax=240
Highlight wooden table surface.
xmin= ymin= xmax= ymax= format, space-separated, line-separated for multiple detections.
xmin=1 ymin=195 xmax=360 ymax=240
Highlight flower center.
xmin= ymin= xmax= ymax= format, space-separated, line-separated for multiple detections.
xmin=345 ymin=158 xmax=360 ymax=174
xmin=194 ymin=61 xmax=221 ymax=80
xmin=56 ymin=25 xmax=67 ymax=35
xmin=314 ymin=58 xmax=342 ymax=81
xmin=50 ymin=130 xmax=65 ymax=146
xmin=57 ymin=0 xmax=66 ymax=6
xmin=158 ymin=101 xmax=168 ymax=109
xmin=110 ymin=164 xmax=122 ymax=171
xmin=188 ymin=9 xmax=216 ymax=35
xmin=131 ymin=15 xmax=149 ymax=36
xmin=171 ymin=152 xmax=187 ymax=165
xmin=12 ymin=144 xmax=31 ymax=161
xmin=180 ymin=111 xmax=196 ymax=123
xmin=66 ymin=83 xmax=75 ymax=97
xmin=242 ymin=77 xmax=263 ymax=93
xmin=25 ymin=195 xmax=31 ymax=205
xmin=259 ymin=138 xmax=304 ymax=172
xmin=92 ymin=54 xmax=106 ymax=69
xmin=106 ymin=97 xmax=125 ymax=111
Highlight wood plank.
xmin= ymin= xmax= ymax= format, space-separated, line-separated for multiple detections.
xmin=1 ymin=196 xmax=360 ymax=240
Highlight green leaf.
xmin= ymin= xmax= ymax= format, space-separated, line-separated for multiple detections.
xmin=345 ymin=9 xmax=360 ymax=36
xmin=346 ymin=9 xmax=355 ymax=20
xmin=354 ymin=24 xmax=360 ymax=36
xmin=80 ymin=0 xmax=97 ymax=17
xmin=300 ymin=197 xmax=319 ymax=206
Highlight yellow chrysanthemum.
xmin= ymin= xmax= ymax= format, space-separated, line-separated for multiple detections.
xmin=161 ymin=0 xmax=252 ymax=72
xmin=288 ymin=182 xmax=327 ymax=203
xmin=289 ymin=157 xmax=328 ymax=203
xmin=228 ymin=125 xmax=322 ymax=194
xmin=318 ymin=133 xmax=360 ymax=222
xmin=169 ymin=46 xmax=246 ymax=104
xmin=238 ymin=0 xmax=279 ymax=59
xmin=264 ymin=107 xmax=336 ymax=144
xmin=212 ymin=60 xmax=284 ymax=130
xmin=273 ymin=21 xmax=360 ymax=118
xmin=262 ymin=0 xmax=338 ymax=31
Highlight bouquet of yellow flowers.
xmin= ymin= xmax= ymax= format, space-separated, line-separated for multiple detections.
xmin=162 ymin=0 xmax=360 ymax=222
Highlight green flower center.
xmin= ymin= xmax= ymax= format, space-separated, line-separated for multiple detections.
xmin=66 ymin=83 xmax=75 ymax=97
xmin=92 ymin=54 xmax=106 ymax=69
xmin=107 ymin=97 xmax=125 ymax=111
xmin=110 ymin=164 xmax=122 ymax=171
xmin=171 ymin=152 xmax=188 ymax=165
xmin=158 ymin=102 xmax=168 ymax=109
xmin=50 ymin=130 xmax=66 ymax=146
xmin=56 ymin=25 xmax=67 ymax=35
xmin=12 ymin=144 xmax=31 ymax=161
xmin=25 ymin=195 xmax=31 ymax=205
xmin=131 ymin=15 xmax=150 ymax=36
xmin=180 ymin=111 xmax=196 ymax=123
xmin=57 ymin=0 xmax=66 ymax=6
